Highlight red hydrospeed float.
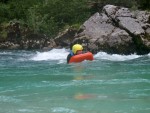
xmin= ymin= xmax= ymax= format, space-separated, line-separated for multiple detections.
xmin=69 ymin=52 xmax=94 ymax=63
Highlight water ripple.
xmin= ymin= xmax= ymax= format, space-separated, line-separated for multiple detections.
xmin=0 ymin=95 xmax=22 ymax=103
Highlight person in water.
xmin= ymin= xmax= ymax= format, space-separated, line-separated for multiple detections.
xmin=67 ymin=44 xmax=83 ymax=63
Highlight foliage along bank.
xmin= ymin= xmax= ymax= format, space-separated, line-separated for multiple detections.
xmin=0 ymin=0 xmax=150 ymax=53
xmin=0 ymin=0 xmax=150 ymax=39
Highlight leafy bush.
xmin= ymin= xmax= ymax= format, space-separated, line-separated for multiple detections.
xmin=0 ymin=0 xmax=149 ymax=38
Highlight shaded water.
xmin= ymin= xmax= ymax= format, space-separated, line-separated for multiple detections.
xmin=0 ymin=49 xmax=150 ymax=113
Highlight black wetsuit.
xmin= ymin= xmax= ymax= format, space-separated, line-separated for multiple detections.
xmin=67 ymin=53 xmax=72 ymax=63
xmin=67 ymin=51 xmax=85 ymax=63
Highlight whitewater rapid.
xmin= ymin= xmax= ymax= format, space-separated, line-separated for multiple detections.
xmin=0 ymin=49 xmax=149 ymax=62
xmin=0 ymin=49 xmax=150 ymax=113
xmin=30 ymin=48 xmax=145 ymax=62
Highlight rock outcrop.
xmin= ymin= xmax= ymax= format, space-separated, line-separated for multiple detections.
xmin=0 ymin=5 xmax=150 ymax=55
xmin=0 ymin=22 xmax=56 ymax=50
xmin=55 ymin=5 xmax=149 ymax=55
xmin=54 ymin=27 xmax=78 ymax=48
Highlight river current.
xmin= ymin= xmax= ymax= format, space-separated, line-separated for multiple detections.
xmin=0 ymin=49 xmax=150 ymax=113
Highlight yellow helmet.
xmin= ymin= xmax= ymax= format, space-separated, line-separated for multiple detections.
xmin=72 ymin=44 xmax=83 ymax=54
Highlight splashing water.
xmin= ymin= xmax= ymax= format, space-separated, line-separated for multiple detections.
xmin=31 ymin=48 xmax=69 ymax=61
xmin=94 ymin=52 xmax=141 ymax=61
xmin=30 ymin=49 xmax=142 ymax=62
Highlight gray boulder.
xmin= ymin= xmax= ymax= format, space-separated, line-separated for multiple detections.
xmin=82 ymin=13 xmax=115 ymax=39
xmin=134 ymin=11 xmax=150 ymax=23
xmin=73 ymin=11 xmax=136 ymax=54
xmin=103 ymin=5 xmax=145 ymax=36
xmin=116 ymin=17 xmax=145 ymax=36
xmin=54 ymin=5 xmax=150 ymax=54
xmin=72 ymin=5 xmax=150 ymax=54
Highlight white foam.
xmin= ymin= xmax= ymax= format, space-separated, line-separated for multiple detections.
xmin=30 ymin=49 xmax=144 ymax=62
xmin=30 ymin=48 xmax=69 ymax=61
xmin=94 ymin=52 xmax=141 ymax=61
xmin=148 ymin=53 xmax=150 ymax=57
xmin=51 ymin=107 xmax=76 ymax=113
xmin=18 ymin=109 xmax=35 ymax=112
xmin=0 ymin=95 xmax=22 ymax=103
xmin=0 ymin=51 xmax=12 ymax=55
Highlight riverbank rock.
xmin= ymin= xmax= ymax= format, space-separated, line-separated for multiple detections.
xmin=54 ymin=27 xmax=78 ymax=48
xmin=70 ymin=5 xmax=150 ymax=54
xmin=0 ymin=5 xmax=150 ymax=54
xmin=20 ymin=33 xmax=56 ymax=50
xmin=0 ymin=41 xmax=20 ymax=49
xmin=72 ymin=12 xmax=136 ymax=54
xmin=0 ymin=21 xmax=56 ymax=50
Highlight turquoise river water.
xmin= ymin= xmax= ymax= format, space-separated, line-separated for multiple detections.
xmin=0 ymin=49 xmax=150 ymax=113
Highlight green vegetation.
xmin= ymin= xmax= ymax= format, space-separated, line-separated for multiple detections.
xmin=0 ymin=0 xmax=150 ymax=38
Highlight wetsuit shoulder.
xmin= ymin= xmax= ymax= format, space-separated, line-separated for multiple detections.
xmin=67 ymin=54 xmax=72 ymax=63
